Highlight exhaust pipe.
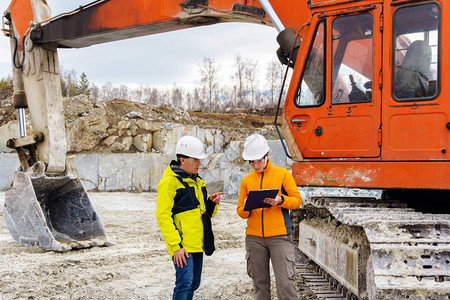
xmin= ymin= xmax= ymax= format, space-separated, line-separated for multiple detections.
xmin=258 ymin=0 xmax=300 ymax=67
xmin=276 ymin=27 xmax=301 ymax=67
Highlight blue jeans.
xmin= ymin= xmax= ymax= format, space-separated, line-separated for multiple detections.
xmin=172 ymin=252 xmax=203 ymax=300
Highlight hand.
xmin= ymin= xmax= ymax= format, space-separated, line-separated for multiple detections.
xmin=210 ymin=192 xmax=224 ymax=204
xmin=263 ymin=195 xmax=283 ymax=206
xmin=173 ymin=248 xmax=189 ymax=268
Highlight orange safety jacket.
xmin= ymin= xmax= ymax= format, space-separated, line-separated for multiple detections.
xmin=237 ymin=159 xmax=302 ymax=237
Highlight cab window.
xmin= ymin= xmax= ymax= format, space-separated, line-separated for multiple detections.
xmin=295 ymin=20 xmax=325 ymax=107
xmin=393 ymin=3 xmax=440 ymax=101
xmin=331 ymin=14 xmax=373 ymax=104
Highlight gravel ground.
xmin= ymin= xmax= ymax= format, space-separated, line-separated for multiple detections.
xmin=0 ymin=192 xmax=317 ymax=299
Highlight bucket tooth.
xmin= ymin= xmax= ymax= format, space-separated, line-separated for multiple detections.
xmin=3 ymin=162 xmax=111 ymax=252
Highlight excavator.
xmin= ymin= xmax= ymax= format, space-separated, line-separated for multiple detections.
xmin=2 ymin=0 xmax=449 ymax=299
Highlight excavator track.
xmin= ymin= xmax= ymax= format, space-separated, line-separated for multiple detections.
xmin=296 ymin=247 xmax=359 ymax=299
xmin=293 ymin=197 xmax=450 ymax=300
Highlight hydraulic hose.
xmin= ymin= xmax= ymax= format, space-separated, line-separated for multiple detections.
xmin=11 ymin=34 xmax=27 ymax=69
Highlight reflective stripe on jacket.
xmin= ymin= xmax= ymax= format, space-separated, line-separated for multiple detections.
xmin=237 ymin=159 xmax=302 ymax=237
xmin=156 ymin=160 xmax=218 ymax=258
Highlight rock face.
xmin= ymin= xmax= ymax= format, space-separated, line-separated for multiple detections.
xmin=0 ymin=96 xmax=286 ymax=195
xmin=0 ymin=139 xmax=291 ymax=195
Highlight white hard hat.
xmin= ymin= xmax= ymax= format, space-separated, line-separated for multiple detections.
xmin=242 ymin=134 xmax=270 ymax=160
xmin=176 ymin=136 xmax=208 ymax=159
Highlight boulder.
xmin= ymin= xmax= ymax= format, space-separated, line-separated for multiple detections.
xmin=133 ymin=134 xmax=152 ymax=152
xmin=135 ymin=120 xmax=160 ymax=132
xmin=111 ymin=136 xmax=133 ymax=152
xmin=126 ymin=111 xmax=143 ymax=119
xmin=117 ymin=120 xmax=132 ymax=136
xmin=102 ymin=136 xmax=118 ymax=146
xmin=66 ymin=108 xmax=109 ymax=152
xmin=130 ymin=124 xmax=138 ymax=136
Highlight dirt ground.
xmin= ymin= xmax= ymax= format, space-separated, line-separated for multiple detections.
xmin=0 ymin=192 xmax=317 ymax=300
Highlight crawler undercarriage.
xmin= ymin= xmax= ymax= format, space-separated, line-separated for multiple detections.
xmin=293 ymin=196 xmax=450 ymax=299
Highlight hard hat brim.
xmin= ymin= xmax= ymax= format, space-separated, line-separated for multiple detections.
xmin=190 ymin=152 xmax=208 ymax=159
xmin=243 ymin=149 xmax=269 ymax=161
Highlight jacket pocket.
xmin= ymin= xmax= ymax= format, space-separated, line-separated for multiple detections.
xmin=176 ymin=209 xmax=203 ymax=251
xmin=285 ymin=251 xmax=296 ymax=280
xmin=246 ymin=249 xmax=253 ymax=278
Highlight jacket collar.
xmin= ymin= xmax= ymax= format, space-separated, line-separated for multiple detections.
xmin=255 ymin=158 xmax=273 ymax=174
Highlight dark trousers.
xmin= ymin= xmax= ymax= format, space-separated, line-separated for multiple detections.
xmin=172 ymin=252 xmax=203 ymax=300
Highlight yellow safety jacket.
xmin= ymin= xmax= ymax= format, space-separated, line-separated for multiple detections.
xmin=237 ymin=159 xmax=302 ymax=237
xmin=156 ymin=161 xmax=218 ymax=257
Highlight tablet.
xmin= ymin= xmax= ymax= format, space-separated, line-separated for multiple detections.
xmin=244 ymin=189 xmax=279 ymax=211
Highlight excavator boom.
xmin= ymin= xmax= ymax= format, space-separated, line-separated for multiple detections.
xmin=8 ymin=0 xmax=307 ymax=49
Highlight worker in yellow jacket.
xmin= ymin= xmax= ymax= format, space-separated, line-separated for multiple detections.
xmin=237 ymin=133 xmax=302 ymax=300
xmin=156 ymin=135 xmax=223 ymax=300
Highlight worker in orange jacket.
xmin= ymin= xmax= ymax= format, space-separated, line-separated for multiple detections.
xmin=237 ymin=133 xmax=302 ymax=300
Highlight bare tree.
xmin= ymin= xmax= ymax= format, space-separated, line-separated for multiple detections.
xmin=245 ymin=58 xmax=258 ymax=105
xmin=232 ymin=54 xmax=246 ymax=108
xmin=118 ymin=84 xmax=129 ymax=99
xmin=217 ymin=84 xmax=234 ymax=112
xmin=143 ymin=86 xmax=159 ymax=106
xmin=60 ymin=66 xmax=77 ymax=97
xmin=130 ymin=86 xmax=143 ymax=103
xmin=100 ymin=82 xmax=113 ymax=101
xmin=171 ymin=84 xmax=183 ymax=109
xmin=199 ymin=57 xmax=219 ymax=112
xmin=185 ymin=91 xmax=193 ymax=111
xmin=266 ymin=60 xmax=281 ymax=105
xmin=191 ymin=87 xmax=202 ymax=111
xmin=90 ymin=83 xmax=100 ymax=100
xmin=159 ymin=89 xmax=170 ymax=107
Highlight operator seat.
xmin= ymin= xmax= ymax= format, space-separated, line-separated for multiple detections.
xmin=394 ymin=40 xmax=432 ymax=98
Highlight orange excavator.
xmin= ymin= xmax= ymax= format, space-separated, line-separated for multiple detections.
xmin=2 ymin=0 xmax=449 ymax=299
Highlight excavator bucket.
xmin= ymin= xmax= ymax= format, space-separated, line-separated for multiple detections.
xmin=3 ymin=162 xmax=112 ymax=252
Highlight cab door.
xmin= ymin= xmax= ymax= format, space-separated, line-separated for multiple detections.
xmin=383 ymin=2 xmax=447 ymax=161
xmin=285 ymin=5 xmax=383 ymax=159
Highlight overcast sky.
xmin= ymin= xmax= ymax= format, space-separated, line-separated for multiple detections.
xmin=0 ymin=0 xmax=280 ymax=89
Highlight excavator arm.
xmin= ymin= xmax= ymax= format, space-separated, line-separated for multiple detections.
xmin=8 ymin=0 xmax=307 ymax=49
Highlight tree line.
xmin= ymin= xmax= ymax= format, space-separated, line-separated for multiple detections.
xmin=1 ymin=54 xmax=291 ymax=113
xmin=61 ymin=54 xmax=290 ymax=112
